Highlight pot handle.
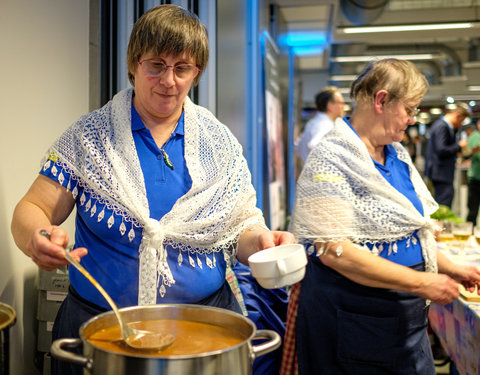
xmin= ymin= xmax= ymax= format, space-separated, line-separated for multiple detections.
xmin=50 ymin=338 xmax=93 ymax=370
xmin=251 ymin=329 xmax=281 ymax=359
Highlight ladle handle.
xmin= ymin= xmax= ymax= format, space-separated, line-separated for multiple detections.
xmin=39 ymin=230 xmax=131 ymax=338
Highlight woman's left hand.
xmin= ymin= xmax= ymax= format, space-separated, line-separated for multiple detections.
xmin=437 ymin=250 xmax=480 ymax=293
xmin=453 ymin=264 xmax=480 ymax=293
xmin=450 ymin=264 xmax=480 ymax=295
xmin=236 ymin=228 xmax=296 ymax=264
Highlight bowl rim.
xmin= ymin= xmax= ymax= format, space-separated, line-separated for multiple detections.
xmin=0 ymin=302 xmax=16 ymax=330
xmin=248 ymin=243 xmax=305 ymax=264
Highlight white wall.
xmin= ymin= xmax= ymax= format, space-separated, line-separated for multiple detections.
xmin=0 ymin=1 xmax=89 ymax=373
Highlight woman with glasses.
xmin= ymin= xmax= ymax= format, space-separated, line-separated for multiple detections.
xmin=11 ymin=5 xmax=294 ymax=375
xmin=281 ymin=59 xmax=480 ymax=375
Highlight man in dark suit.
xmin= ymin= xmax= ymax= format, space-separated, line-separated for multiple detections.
xmin=424 ymin=103 xmax=470 ymax=207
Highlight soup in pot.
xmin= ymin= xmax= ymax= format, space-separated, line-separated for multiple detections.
xmin=87 ymin=319 xmax=247 ymax=356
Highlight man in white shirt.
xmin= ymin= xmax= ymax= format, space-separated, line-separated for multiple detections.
xmin=296 ymin=86 xmax=345 ymax=162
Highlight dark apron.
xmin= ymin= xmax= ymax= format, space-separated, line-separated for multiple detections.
xmin=296 ymin=256 xmax=435 ymax=375
xmin=51 ymin=281 xmax=242 ymax=375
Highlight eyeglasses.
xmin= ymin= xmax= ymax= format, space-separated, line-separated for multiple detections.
xmin=138 ymin=58 xmax=201 ymax=80
xmin=402 ymin=102 xmax=420 ymax=119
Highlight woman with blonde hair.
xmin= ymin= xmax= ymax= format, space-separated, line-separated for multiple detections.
xmin=282 ymin=59 xmax=480 ymax=375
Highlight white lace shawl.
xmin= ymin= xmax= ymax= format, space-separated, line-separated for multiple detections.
xmin=290 ymin=118 xmax=439 ymax=274
xmin=44 ymin=88 xmax=266 ymax=305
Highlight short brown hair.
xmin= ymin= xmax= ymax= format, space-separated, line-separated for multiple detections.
xmin=449 ymin=102 xmax=471 ymax=118
xmin=315 ymin=86 xmax=342 ymax=112
xmin=127 ymin=4 xmax=209 ymax=86
xmin=350 ymin=58 xmax=428 ymax=105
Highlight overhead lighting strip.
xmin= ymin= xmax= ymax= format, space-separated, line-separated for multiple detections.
xmin=331 ymin=54 xmax=442 ymax=63
xmin=329 ymin=75 xmax=357 ymax=81
xmin=445 ymin=95 xmax=480 ymax=101
xmin=338 ymin=22 xmax=478 ymax=34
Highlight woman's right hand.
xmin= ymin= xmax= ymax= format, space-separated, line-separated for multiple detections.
xmin=11 ymin=175 xmax=82 ymax=271
xmin=27 ymin=226 xmax=87 ymax=271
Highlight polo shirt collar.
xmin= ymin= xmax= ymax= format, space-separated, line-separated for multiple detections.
xmin=131 ymin=101 xmax=185 ymax=136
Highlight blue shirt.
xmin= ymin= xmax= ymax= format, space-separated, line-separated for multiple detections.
xmin=343 ymin=117 xmax=424 ymax=266
xmin=40 ymin=103 xmax=227 ymax=308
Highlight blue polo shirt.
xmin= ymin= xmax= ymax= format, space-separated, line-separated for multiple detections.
xmin=40 ymin=103 xmax=227 ymax=308
xmin=343 ymin=117 xmax=424 ymax=266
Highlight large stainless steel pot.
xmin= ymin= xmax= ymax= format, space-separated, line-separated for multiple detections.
xmin=51 ymin=304 xmax=281 ymax=375
xmin=0 ymin=302 xmax=16 ymax=375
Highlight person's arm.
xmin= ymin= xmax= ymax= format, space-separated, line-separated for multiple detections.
xmin=235 ymin=224 xmax=296 ymax=265
xmin=11 ymin=174 xmax=87 ymax=271
xmin=318 ymin=240 xmax=463 ymax=305
xmin=436 ymin=249 xmax=480 ymax=292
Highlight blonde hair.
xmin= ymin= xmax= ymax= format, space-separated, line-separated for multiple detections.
xmin=127 ymin=4 xmax=209 ymax=86
xmin=350 ymin=58 xmax=428 ymax=105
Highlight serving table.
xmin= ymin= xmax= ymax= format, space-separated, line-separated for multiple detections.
xmin=428 ymin=239 xmax=480 ymax=375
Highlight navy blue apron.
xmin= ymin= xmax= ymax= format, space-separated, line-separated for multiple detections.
xmin=296 ymin=256 xmax=435 ymax=375
xmin=51 ymin=282 xmax=242 ymax=375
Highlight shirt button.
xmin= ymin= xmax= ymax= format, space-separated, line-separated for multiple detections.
xmin=157 ymin=154 xmax=162 ymax=160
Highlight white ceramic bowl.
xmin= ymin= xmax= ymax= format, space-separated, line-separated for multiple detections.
xmin=248 ymin=244 xmax=307 ymax=289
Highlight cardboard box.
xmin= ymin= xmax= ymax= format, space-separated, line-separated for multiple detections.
xmin=43 ymin=352 xmax=51 ymax=375
xmin=37 ymin=320 xmax=54 ymax=353
xmin=37 ymin=267 xmax=69 ymax=292
xmin=36 ymin=290 xmax=66 ymax=321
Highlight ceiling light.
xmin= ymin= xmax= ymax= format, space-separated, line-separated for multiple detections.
xmin=278 ymin=31 xmax=327 ymax=56
xmin=416 ymin=118 xmax=428 ymax=125
xmin=430 ymin=108 xmax=442 ymax=115
xmin=291 ymin=46 xmax=325 ymax=56
xmin=338 ymin=88 xmax=351 ymax=95
xmin=329 ymin=75 xmax=357 ymax=81
xmin=442 ymin=75 xmax=467 ymax=82
xmin=278 ymin=31 xmax=327 ymax=48
xmin=338 ymin=22 xmax=478 ymax=34
xmin=331 ymin=54 xmax=442 ymax=63
xmin=468 ymin=85 xmax=480 ymax=91
xmin=464 ymin=61 xmax=480 ymax=69
xmin=447 ymin=95 xmax=480 ymax=101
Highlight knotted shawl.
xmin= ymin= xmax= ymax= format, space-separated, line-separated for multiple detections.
xmin=290 ymin=118 xmax=439 ymax=273
xmin=43 ymin=88 xmax=266 ymax=305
